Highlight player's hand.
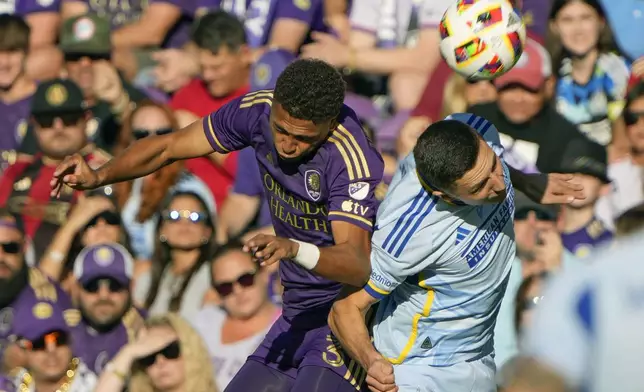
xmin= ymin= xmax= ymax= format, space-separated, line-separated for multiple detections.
xmin=365 ymin=358 xmax=398 ymax=392
xmin=49 ymin=154 xmax=101 ymax=198
xmin=301 ymin=32 xmax=351 ymax=68
xmin=243 ymin=234 xmax=298 ymax=267
xmin=541 ymin=173 xmax=585 ymax=205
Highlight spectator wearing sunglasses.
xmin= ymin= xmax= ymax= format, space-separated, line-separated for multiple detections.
xmin=0 ymin=208 xmax=74 ymax=372
xmin=194 ymin=240 xmax=280 ymax=389
xmin=69 ymin=243 xmax=146 ymax=375
xmin=113 ymin=101 xmax=215 ymax=266
xmin=0 ymin=15 xmax=37 ymax=174
xmin=96 ymin=313 xmax=217 ymax=392
xmin=557 ymin=139 xmax=613 ymax=259
xmin=20 ymin=14 xmax=148 ymax=156
xmin=0 ymin=79 xmax=111 ymax=261
xmin=133 ymin=191 xmax=215 ymax=320
xmin=10 ymin=291 xmax=97 ymax=391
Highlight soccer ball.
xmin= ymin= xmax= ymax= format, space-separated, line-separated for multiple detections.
xmin=439 ymin=0 xmax=526 ymax=81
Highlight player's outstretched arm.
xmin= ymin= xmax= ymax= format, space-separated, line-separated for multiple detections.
xmin=329 ymin=287 xmax=397 ymax=392
xmin=50 ymin=120 xmax=213 ymax=196
xmin=508 ymin=167 xmax=585 ymax=205
xmin=246 ymin=221 xmax=371 ymax=287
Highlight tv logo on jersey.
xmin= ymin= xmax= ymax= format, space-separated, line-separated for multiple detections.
xmin=341 ymin=200 xmax=369 ymax=216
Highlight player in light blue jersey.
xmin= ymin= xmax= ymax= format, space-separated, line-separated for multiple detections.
xmin=329 ymin=113 xmax=517 ymax=392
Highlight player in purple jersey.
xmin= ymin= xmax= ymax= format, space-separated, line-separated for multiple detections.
xmin=50 ymin=59 xmax=585 ymax=391
xmin=51 ymin=59 xmax=383 ymax=391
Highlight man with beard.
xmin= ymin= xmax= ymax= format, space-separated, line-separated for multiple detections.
xmin=0 ymin=15 xmax=37 ymax=172
xmin=70 ymin=243 xmax=145 ymax=374
xmin=10 ymin=290 xmax=96 ymax=391
xmin=0 ymin=78 xmax=110 ymax=260
xmin=0 ymin=207 xmax=74 ymax=372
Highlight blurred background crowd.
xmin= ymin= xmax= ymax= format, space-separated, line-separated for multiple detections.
xmin=0 ymin=0 xmax=643 ymax=390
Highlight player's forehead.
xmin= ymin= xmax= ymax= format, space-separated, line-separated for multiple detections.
xmin=458 ymin=138 xmax=495 ymax=187
xmin=270 ymin=103 xmax=320 ymax=137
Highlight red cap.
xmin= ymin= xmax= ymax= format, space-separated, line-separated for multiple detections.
xmin=494 ymin=38 xmax=552 ymax=91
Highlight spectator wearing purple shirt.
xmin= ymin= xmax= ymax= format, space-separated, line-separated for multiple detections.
xmin=70 ymin=243 xmax=146 ymax=375
xmin=0 ymin=15 xmax=36 ymax=173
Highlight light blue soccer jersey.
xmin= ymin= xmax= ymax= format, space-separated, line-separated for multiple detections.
xmin=364 ymin=113 xmax=516 ymax=367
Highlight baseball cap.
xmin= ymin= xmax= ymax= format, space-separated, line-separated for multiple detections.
xmin=494 ymin=38 xmax=552 ymax=91
xmin=11 ymin=292 xmax=72 ymax=342
xmin=59 ymin=14 xmax=111 ymax=55
xmin=558 ymin=138 xmax=610 ymax=183
xmin=31 ymin=79 xmax=86 ymax=116
xmin=250 ymin=48 xmax=296 ymax=91
xmin=73 ymin=243 xmax=134 ymax=286
xmin=514 ymin=191 xmax=559 ymax=221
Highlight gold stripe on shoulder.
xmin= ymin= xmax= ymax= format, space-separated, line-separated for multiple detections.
xmin=329 ymin=135 xmax=355 ymax=181
xmin=330 ymin=129 xmax=363 ymax=178
xmin=336 ymin=125 xmax=371 ymax=178
xmin=207 ymin=115 xmax=229 ymax=153
xmin=243 ymin=89 xmax=273 ymax=99
xmin=239 ymin=98 xmax=273 ymax=109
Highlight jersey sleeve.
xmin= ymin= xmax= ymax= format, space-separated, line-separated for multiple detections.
xmin=232 ymin=147 xmax=263 ymax=197
xmin=349 ymin=0 xmax=379 ymax=33
xmin=202 ymin=92 xmax=269 ymax=153
xmin=274 ymin=0 xmax=323 ymax=25
xmin=364 ymin=180 xmax=440 ymax=300
xmin=326 ymin=120 xmax=384 ymax=232
xmin=445 ymin=112 xmax=505 ymax=157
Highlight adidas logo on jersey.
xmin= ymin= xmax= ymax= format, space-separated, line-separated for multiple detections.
xmin=455 ymin=226 xmax=471 ymax=245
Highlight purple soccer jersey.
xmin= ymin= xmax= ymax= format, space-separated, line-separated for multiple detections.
xmin=233 ymin=147 xmax=273 ymax=228
xmin=0 ymin=269 xmax=73 ymax=364
xmin=202 ymin=90 xmax=384 ymax=318
xmin=561 ymin=217 xmax=614 ymax=259
xmin=0 ymin=96 xmax=31 ymax=167
xmin=194 ymin=0 xmax=327 ymax=49
xmin=72 ymin=307 xmax=145 ymax=374
xmin=2 ymin=0 xmax=61 ymax=15
xmin=72 ymin=0 xmax=147 ymax=30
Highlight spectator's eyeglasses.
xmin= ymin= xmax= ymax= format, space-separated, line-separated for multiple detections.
xmin=0 ymin=241 xmax=20 ymax=254
xmin=132 ymin=127 xmax=173 ymax=140
xmin=514 ymin=208 xmax=556 ymax=222
xmin=138 ymin=341 xmax=181 ymax=368
xmin=624 ymin=110 xmax=644 ymax=126
xmin=64 ymin=53 xmax=111 ymax=62
xmin=33 ymin=112 xmax=84 ymax=128
xmin=162 ymin=210 xmax=208 ymax=223
xmin=86 ymin=211 xmax=121 ymax=228
xmin=521 ymin=295 xmax=545 ymax=311
xmin=19 ymin=331 xmax=69 ymax=351
xmin=82 ymin=278 xmax=126 ymax=293
xmin=213 ymin=271 xmax=257 ymax=297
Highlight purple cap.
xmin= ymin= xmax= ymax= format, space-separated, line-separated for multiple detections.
xmin=250 ymin=48 xmax=296 ymax=91
xmin=12 ymin=293 xmax=71 ymax=342
xmin=0 ymin=375 xmax=15 ymax=391
xmin=73 ymin=243 xmax=134 ymax=286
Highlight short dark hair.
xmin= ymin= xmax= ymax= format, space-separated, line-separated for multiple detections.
xmin=0 ymin=14 xmax=30 ymax=52
xmin=0 ymin=207 xmax=25 ymax=237
xmin=413 ymin=120 xmax=480 ymax=191
xmin=192 ymin=11 xmax=247 ymax=53
xmin=274 ymin=59 xmax=346 ymax=124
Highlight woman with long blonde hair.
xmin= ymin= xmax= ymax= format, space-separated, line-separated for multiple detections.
xmin=95 ymin=313 xmax=218 ymax=392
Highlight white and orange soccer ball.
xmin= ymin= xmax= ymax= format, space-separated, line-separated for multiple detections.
xmin=439 ymin=0 xmax=526 ymax=80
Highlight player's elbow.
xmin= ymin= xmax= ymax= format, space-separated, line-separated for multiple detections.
xmin=328 ymin=300 xmax=348 ymax=335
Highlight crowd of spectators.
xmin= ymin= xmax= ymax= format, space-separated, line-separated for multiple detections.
xmin=0 ymin=0 xmax=643 ymax=390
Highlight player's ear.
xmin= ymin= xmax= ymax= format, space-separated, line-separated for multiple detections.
xmin=328 ymin=118 xmax=339 ymax=131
